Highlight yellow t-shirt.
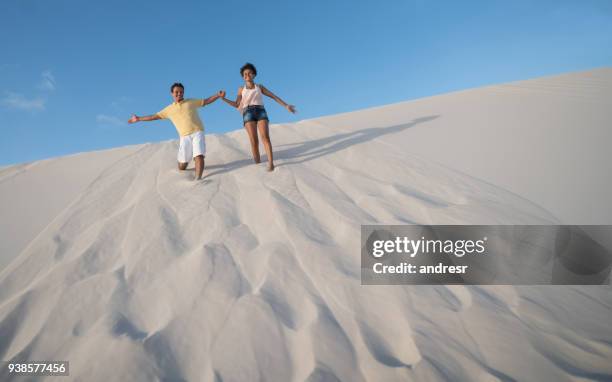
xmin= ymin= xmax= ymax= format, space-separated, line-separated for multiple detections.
xmin=156 ymin=99 xmax=205 ymax=137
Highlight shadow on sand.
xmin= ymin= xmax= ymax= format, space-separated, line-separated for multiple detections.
xmin=205 ymin=115 xmax=439 ymax=178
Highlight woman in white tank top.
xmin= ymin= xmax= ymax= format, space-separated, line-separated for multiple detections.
xmin=221 ymin=63 xmax=296 ymax=171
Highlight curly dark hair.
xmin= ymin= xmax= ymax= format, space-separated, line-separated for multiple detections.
xmin=240 ymin=63 xmax=257 ymax=77
xmin=170 ymin=82 xmax=184 ymax=92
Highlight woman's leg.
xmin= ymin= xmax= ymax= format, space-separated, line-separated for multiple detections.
xmin=257 ymin=119 xmax=274 ymax=171
xmin=244 ymin=121 xmax=260 ymax=163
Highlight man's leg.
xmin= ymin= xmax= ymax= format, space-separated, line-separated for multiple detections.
xmin=192 ymin=131 xmax=206 ymax=180
xmin=177 ymin=135 xmax=191 ymax=171
xmin=194 ymin=155 xmax=204 ymax=180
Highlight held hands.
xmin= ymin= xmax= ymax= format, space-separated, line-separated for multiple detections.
xmin=128 ymin=114 xmax=139 ymax=124
xmin=286 ymin=104 xmax=296 ymax=114
xmin=217 ymin=90 xmax=226 ymax=99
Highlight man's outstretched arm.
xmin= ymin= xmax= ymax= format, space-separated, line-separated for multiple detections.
xmin=128 ymin=114 xmax=161 ymax=123
xmin=201 ymin=90 xmax=225 ymax=106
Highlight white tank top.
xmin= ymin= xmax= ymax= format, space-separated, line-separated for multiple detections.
xmin=239 ymin=84 xmax=264 ymax=112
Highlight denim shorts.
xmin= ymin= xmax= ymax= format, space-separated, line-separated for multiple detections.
xmin=242 ymin=105 xmax=269 ymax=124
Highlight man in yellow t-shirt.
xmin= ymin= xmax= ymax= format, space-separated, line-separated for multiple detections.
xmin=128 ymin=82 xmax=225 ymax=180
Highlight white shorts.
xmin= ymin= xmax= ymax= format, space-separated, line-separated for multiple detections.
xmin=177 ymin=130 xmax=206 ymax=163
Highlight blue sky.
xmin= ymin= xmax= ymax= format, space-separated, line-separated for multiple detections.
xmin=1 ymin=0 xmax=611 ymax=165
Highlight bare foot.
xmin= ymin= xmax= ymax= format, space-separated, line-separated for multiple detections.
xmin=267 ymin=163 xmax=275 ymax=172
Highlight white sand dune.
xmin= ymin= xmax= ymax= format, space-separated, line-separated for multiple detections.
xmin=0 ymin=69 xmax=611 ymax=381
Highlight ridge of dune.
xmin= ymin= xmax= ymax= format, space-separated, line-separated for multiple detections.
xmin=0 ymin=69 xmax=611 ymax=381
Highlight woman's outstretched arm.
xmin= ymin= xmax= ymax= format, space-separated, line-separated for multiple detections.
xmin=260 ymin=84 xmax=296 ymax=113
xmin=221 ymin=87 xmax=243 ymax=109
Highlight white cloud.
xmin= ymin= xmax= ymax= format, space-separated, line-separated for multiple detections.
xmin=1 ymin=92 xmax=46 ymax=111
xmin=0 ymin=69 xmax=54 ymax=113
xmin=96 ymin=114 xmax=127 ymax=127
xmin=40 ymin=70 xmax=56 ymax=91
